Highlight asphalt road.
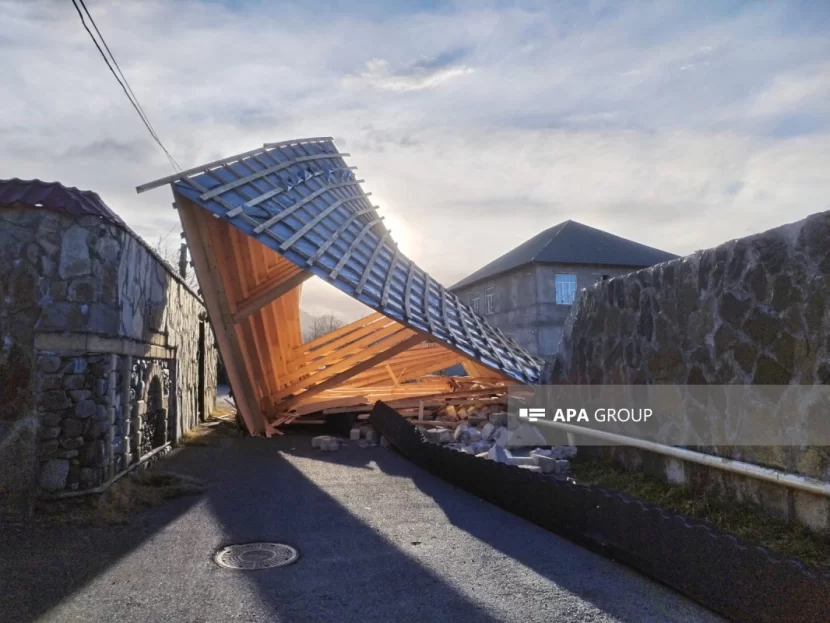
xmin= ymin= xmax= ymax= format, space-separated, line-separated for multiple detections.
xmin=1 ymin=434 xmax=722 ymax=623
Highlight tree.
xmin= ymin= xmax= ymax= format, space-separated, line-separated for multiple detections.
xmin=150 ymin=232 xmax=200 ymax=292
xmin=303 ymin=313 xmax=344 ymax=343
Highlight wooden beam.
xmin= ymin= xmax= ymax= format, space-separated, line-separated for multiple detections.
xmin=232 ymin=271 xmax=311 ymax=323
xmin=176 ymin=195 xmax=266 ymax=436
xmin=277 ymin=333 xmax=425 ymax=412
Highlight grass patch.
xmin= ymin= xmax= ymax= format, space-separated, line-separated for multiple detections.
xmin=37 ymin=470 xmax=205 ymax=525
xmin=180 ymin=412 xmax=242 ymax=447
xmin=570 ymin=455 xmax=830 ymax=571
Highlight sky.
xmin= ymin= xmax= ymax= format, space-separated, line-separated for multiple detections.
xmin=2 ymin=0 xmax=829 ymax=321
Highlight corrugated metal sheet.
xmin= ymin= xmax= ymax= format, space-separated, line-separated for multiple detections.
xmin=149 ymin=138 xmax=543 ymax=384
xmin=0 ymin=178 xmax=127 ymax=227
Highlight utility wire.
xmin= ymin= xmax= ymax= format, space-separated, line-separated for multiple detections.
xmin=70 ymin=0 xmax=181 ymax=171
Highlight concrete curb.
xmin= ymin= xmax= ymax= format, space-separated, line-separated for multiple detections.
xmin=370 ymin=401 xmax=830 ymax=623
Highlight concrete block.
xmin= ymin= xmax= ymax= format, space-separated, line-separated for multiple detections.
xmin=349 ymin=428 xmax=361 ymax=441
xmin=453 ymin=422 xmax=469 ymax=441
xmin=312 ymin=435 xmax=331 ymax=449
xmin=488 ymin=411 xmax=508 ymax=427
xmin=518 ymin=465 xmax=543 ymax=473
xmin=533 ymin=454 xmax=558 ymax=473
xmin=481 ymin=422 xmax=496 ymax=441
xmin=488 ymin=445 xmax=512 ymax=464
xmin=321 ymin=438 xmax=340 ymax=452
xmin=493 ymin=426 xmax=509 ymax=447
xmin=507 ymin=455 xmax=537 ymax=467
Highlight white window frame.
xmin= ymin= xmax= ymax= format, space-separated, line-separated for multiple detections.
xmin=471 ymin=292 xmax=481 ymax=313
xmin=555 ymin=273 xmax=577 ymax=305
xmin=484 ymin=286 xmax=495 ymax=315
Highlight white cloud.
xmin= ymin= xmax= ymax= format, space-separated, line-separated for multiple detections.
xmin=1 ymin=0 xmax=829 ymax=319
xmin=347 ymin=58 xmax=475 ymax=92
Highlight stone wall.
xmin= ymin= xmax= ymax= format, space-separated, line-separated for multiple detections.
xmin=0 ymin=203 xmax=217 ymax=500
xmin=551 ymin=210 xmax=830 ymax=530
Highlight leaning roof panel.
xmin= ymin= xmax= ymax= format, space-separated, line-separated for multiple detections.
xmin=141 ymin=138 xmax=543 ymax=386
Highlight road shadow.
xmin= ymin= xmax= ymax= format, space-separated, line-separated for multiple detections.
xmin=0 ymin=478 xmax=204 ymax=622
xmin=345 ymin=442 xmax=722 ymax=623
xmin=0 ymin=434 xmax=500 ymax=623
xmin=168 ymin=435 xmax=502 ymax=622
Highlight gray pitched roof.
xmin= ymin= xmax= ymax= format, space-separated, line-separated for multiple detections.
xmin=451 ymin=220 xmax=678 ymax=290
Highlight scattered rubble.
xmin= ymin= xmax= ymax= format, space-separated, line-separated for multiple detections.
xmin=418 ymin=416 xmax=578 ymax=474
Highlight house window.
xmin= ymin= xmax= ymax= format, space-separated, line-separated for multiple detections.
xmin=555 ymin=274 xmax=577 ymax=305
xmin=471 ymin=292 xmax=481 ymax=313
xmin=484 ymin=286 xmax=495 ymax=315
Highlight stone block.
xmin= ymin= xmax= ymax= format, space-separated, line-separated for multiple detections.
xmin=39 ymin=439 xmax=59 ymax=456
xmin=79 ymin=440 xmax=105 ymax=466
xmin=61 ymin=418 xmax=84 ymax=437
xmin=95 ymin=405 xmax=108 ymax=421
xmin=493 ymin=426 xmax=509 ymax=447
xmin=533 ymin=454 xmax=559 ymax=474
xmin=453 ymin=423 xmax=468 ymax=441
xmin=488 ymin=445 xmax=511 ymax=464
xmin=39 ymin=459 xmax=69 ymax=492
xmin=59 ymin=225 xmax=91 ymax=279
xmin=40 ymin=374 xmax=63 ymax=391
xmin=320 ymin=438 xmax=340 ymax=452
xmin=75 ymin=399 xmax=97 ymax=419
xmin=349 ymin=428 xmax=361 ymax=441
xmin=84 ymin=420 xmax=110 ymax=440
xmin=69 ymin=389 xmax=92 ymax=402
xmin=39 ymin=426 xmax=60 ymax=440
xmin=40 ymin=390 xmax=70 ymax=412
xmin=41 ymin=412 xmax=64 ymax=427
xmin=508 ymin=455 xmax=537 ymax=467
xmin=480 ymin=422 xmax=496 ymax=441
xmin=59 ymin=436 xmax=84 ymax=450
xmin=63 ymin=374 xmax=86 ymax=390
xmin=488 ymin=411 xmax=508 ymax=427
xmin=95 ymin=378 xmax=108 ymax=397
xmin=38 ymin=356 xmax=61 ymax=374
xmin=312 ymin=435 xmax=331 ymax=449
xmin=424 ymin=428 xmax=453 ymax=444
xmin=518 ymin=465 xmax=543 ymax=473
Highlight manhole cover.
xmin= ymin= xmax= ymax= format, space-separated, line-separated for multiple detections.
xmin=214 ymin=543 xmax=299 ymax=570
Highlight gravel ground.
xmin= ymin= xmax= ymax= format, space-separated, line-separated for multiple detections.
xmin=0 ymin=433 xmax=723 ymax=623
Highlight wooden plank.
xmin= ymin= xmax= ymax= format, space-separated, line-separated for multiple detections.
xmin=385 ymin=364 xmax=400 ymax=387
xmin=272 ymin=327 xmax=418 ymax=401
xmin=176 ymin=195 xmax=265 ymax=435
xmin=232 ymin=270 xmax=312 ymax=323
xmin=277 ymin=333 xmax=425 ymax=412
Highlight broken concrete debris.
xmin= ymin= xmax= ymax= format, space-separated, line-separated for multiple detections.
xmin=420 ymin=419 xmax=577 ymax=474
xmin=312 ymin=435 xmax=343 ymax=452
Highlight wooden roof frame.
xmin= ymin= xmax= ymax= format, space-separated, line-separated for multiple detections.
xmin=139 ymin=138 xmax=543 ymax=435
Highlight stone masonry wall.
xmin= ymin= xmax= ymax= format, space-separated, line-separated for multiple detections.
xmin=0 ymin=204 xmax=217 ymax=498
xmin=551 ymin=210 xmax=830 ymax=530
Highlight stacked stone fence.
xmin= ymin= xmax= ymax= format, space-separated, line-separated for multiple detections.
xmin=0 ymin=194 xmax=217 ymax=513
xmin=550 ymin=209 xmax=830 ymax=531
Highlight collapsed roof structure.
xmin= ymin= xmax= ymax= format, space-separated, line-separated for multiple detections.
xmin=138 ymin=137 xmax=543 ymax=435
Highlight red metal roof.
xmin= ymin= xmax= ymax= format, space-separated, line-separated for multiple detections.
xmin=0 ymin=178 xmax=127 ymax=227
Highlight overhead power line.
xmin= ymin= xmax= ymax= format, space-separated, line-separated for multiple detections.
xmin=70 ymin=0 xmax=181 ymax=172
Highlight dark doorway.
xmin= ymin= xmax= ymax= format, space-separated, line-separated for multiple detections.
xmin=198 ymin=320 xmax=206 ymax=422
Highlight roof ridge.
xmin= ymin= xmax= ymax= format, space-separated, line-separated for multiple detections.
xmin=530 ymin=220 xmax=570 ymax=262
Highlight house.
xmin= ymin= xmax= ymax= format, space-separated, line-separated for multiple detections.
xmin=450 ymin=220 xmax=678 ymax=359
xmin=0 ymin=179 xmax=217 ymax=510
